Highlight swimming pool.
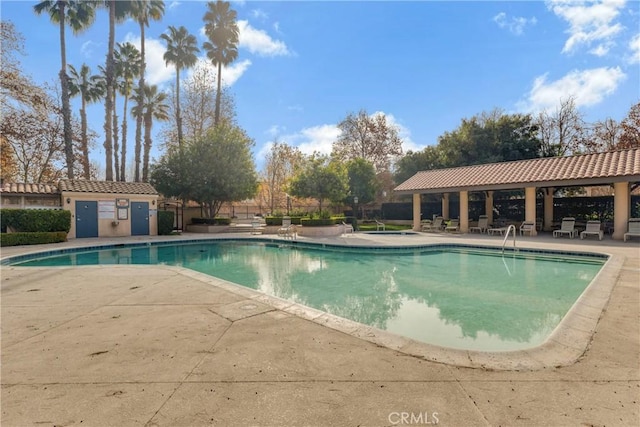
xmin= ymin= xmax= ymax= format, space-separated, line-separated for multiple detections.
xmin=6 ymin=239 xmax=607 ymax=352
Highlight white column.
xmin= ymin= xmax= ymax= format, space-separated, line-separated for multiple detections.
xmin=525 ymin=186 xmax=537 ymax=236
xmin=460 ymin=191 xmax=469 ymax=233
xmin=442 ymin=193 xmax=450 ymax=220
xmin=613 ymin=182 xmax=630 ymax=240
xmin=544 ymin=188 xmax=554 ymax=231
xmin=413 ymin=193 xmax=421 ymax=231
xmin=485 ymin=191 xmax=494 ymax=225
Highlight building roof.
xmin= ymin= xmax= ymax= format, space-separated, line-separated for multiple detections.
xmin=0 ymin=182 xmax=59 ymax=195
xmin=58 ymin=179 xmax=158 ymax=195
xmin=394 ymin=148 xmax=640 ymax=195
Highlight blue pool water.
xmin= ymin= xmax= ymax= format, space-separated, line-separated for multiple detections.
xmin=8 ymin=240 xmax=606 ymax=351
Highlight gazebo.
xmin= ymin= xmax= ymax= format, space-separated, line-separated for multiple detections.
xmin=394 ymin=148 xmax=640 ymax=240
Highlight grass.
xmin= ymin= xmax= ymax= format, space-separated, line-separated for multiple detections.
xmin=356 ymin=223 xmax=412 ymax=232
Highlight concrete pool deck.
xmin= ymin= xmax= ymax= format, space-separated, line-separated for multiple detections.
xmin=1 ymin=232 xmax=638 ymax=426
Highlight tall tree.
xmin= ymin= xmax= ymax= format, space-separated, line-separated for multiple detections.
xmin=202 ymin=0 xmax=239 ymax=126
xmin=114 ymin=42 xmax=142 ymax=181
xmin=332 ymin=110 xmax=403 ymax=172
xmin=260 ymin=140 xmax=304 ymax=213
xmin=618 ymin=102 xmax=640 ymax=149
xmin=67 ymin=63 xmax=105 ymax=179
xmin=289 ymin=155 xmax=348 ymax=213
xmin=161 ymin=25 xmax=199 ymax=147
xmin=344 ymin=158 xmax=378 ymax=208
xmin=536 ymin=97 xmax=586 ymax=157
xmin=151 ymin=124 xmax=258 ymax=218
xmin=132 ymin=84 xmax=169 ymax=182
xmin=34 ymin=0 xmax=95 ymax=179
xmin=131 ymin=0 xmax=165 ymax=182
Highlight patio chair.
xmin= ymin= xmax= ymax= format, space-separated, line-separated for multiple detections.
xmin=423 ymin=216 xmax=444 ymax=232
xmin=375 ymin=219 xmax=385 ymax=231
xmin=251 ymin=218 xmax=265 ymax=235
xmin=342 ymin=221 xmax=354 ymax=234
xmin=580 ymin=220 xmax=603 ymax=240
xmin=553 ymin=217 xmax=577 ymax=239
xmin=469 ymin=215 xmax=488 ymax=233
xmin=519 ymin=221 xmax=535 ymax=236
xmin=278 ymin=217 xmax=294 ymax=238
xmin=623 ymin=218 xmax=640 ymax=242
xmin=445 ymin=219 xmax=459 ymax=233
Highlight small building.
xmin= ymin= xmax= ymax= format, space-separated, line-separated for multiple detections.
xmin=1 ymin=180 xmax=159 ymax=239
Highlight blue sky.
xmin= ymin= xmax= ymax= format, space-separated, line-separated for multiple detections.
xmin=3 ymin=0 xmax=640 ymax=176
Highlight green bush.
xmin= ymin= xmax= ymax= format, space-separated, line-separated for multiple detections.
xmin=265 ymin=216 xmax=305 ymax=226
xmin=300 ymin=218 xmax=337 ymax=226
xmin=191 ymin=217 xmax=231 ymax=225
xmin=0 ymin=231 xmax=68 ymax=247
xmin=158 ymin=211 xmax=174 ymax=235
xmin=1 ymin=209 xmax=71 ymax=233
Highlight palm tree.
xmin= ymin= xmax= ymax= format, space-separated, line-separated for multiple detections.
xmin=98 ymin=0 xmax=132 ymax=181
xmin=67 ymin=63 xmax=105 ymax=179
xmin=34 ymin=0 xmax=95 ymax=179
xmin=130 ymin=0 xmax=165 ymax=182
xmin=161 ymin=25 xmax=199 ymax=147
xmin=132 ymin=84 xmax=169 ymax=182
xmin=202 ymin=0 xmax=239 ymax=126
xmin=114 ymin=42 xmax=142 ymax=181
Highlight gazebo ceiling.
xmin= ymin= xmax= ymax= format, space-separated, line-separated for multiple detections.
xmin=394 ymin=148 xmax=640 ymax=195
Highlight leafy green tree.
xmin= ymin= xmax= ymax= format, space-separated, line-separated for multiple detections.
xmin=289 ymin=155 xmax=348 ymax=212
xmin=68 ymin=63 xmax=105 ymax=179
xmin=34 ymin=0 xmax=96 ymax=179
xmin=344 ymin=158 xmax=378 ymax=207
xmin=151 ymin=124 xmax=258 ymax=218
xmin=393 ymin=146 xmax=444 ymax=185
xmin=161 ymin=25 xmax=200 ymax=147
xmin=202 ymin=0 xmax=239 ymax=126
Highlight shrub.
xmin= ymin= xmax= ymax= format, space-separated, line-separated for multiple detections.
xmin=300 ymin=218 xmax=337 ymax=226
xmin=191 ymin=217 xmax=231 ymax=225
xmin=265 ymin=216 xmax=305 ymax=226
xmin=157 ymin=211 xmax=174 ymax=235
xmin=1 ymin=209 xmax=71 ymax=233
xmin=0 ymin=231 xmax=68 ymax=247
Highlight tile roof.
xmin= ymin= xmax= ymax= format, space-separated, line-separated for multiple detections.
xmin=394 ymin=148 xmax=640 ymax=194
xmin=58 ymin=179 xmax=158 ymax=195
xmin=0 ymin=182 xmax=59 ymax=195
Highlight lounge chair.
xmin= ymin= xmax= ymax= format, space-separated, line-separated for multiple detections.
xmin=469 ymin=215 xmax=488 ymax=233
xmin=519 ymin=221 xmax=535 ymax=236
xmin=445 ymin=219 xmax=459 ymax=233
xmin=375 ymin=219 xmax=385 ymax=231
xmin=342 ymin=221 xmax=354 ymax=234
xmin=423 ymin=216 xmax=444 ymax=232
xmin=278 ymin=217 xmax=295 ymax=239
xmin=580 ymin=220 xmax=603 ymax=240
xmin=251 ymin=218 xmax=265 ymax=235
xmin=553 ymin=217 xmax=577 ymax=239
xmin=624 ymin=218 xmax=640 ymax=242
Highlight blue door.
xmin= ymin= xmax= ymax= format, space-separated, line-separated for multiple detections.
xmin=75 ymin=201 xmax=98 ymax=238
xmin=131 ymin=201 xmax=149 ymax=236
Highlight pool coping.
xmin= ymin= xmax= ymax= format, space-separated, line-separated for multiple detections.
xmin=1 ymin=235 xmax=620 ymax=371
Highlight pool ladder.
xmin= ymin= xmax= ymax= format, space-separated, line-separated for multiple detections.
xmin=501 ymin=224 xmax=517 ymax=254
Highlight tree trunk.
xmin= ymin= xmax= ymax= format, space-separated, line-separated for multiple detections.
xmin=120 ymin=95 xmax=129 ymax=181
xmin=80 ymin=96 xmax=90 ymax=179
xmin=176 ymin=68 xmax=182 ymax=147
xmin=134 ymin=22 xmax=146 ymax=182
xmin=142 ymin=113 xmax=151 ymax=182
xmin=58 ymin=5 xmax=74 ymax=179
xmin=113 ymin=94 xmax=119 ymax=181
xmin=214 ymin=62 xmax=222 ymax=126
xmin=104 ymin=1 xmax=115 ymax=181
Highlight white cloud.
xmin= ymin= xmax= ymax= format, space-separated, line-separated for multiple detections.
xmin=251 ymin=9 xmax=268 ymax=21
xmin=238 ymin=20 xmax=290 ymax=57
xmin=123 ymin=34 xmax=173 ymax=87
xmin=628 ymin=33 xmax=640 ymax=64
xmin=167 ymin=1 xmax=180 ymax=10
xmin=546 ymin=0 xmax=625 ymax=55
xmin=80 ymin=40 xmax=101 ymax=59
xmin=493 ymin=12 xmax=537 ymax=35
xmin=518 ymin=66 xmax=626 ymax=111
xmin=283 ymin=124 xmax=341 ymax=156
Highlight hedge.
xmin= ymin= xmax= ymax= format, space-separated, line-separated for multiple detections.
xmin=191 ymin=217 xmax=232 ymax=225
xmin=0 ymin=231 xmax=68 ymax=247
xmin=158 ymin=211 xmax=175 ymax=235
xmin=1 ymin=209 xmax=71 ymax=233
xmin=300 ymin=218 xmax=337 ymax=226
xmin=265 ymin=216 xmax=304 ymax=226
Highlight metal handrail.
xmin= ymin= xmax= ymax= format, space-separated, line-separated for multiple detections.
xmin=502 ymin=224 xmax=517 ymax=254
